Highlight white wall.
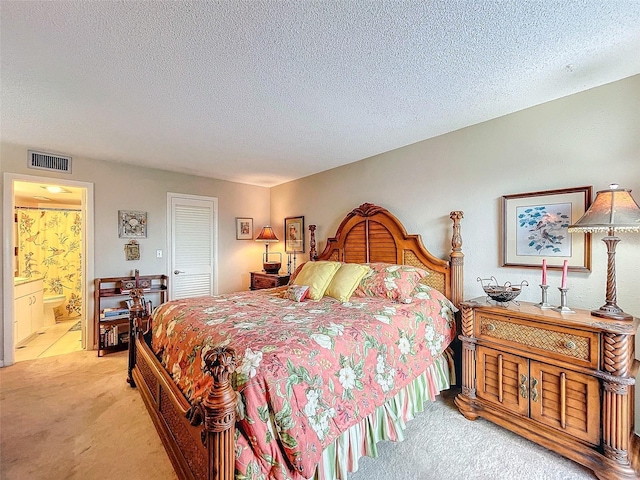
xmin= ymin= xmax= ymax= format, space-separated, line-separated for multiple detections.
xmin=271 ymin=75 xmax=640 ymax=432
xmin=271 ymin=75 xmax=640 ymax=315
xmin=1 ymin=144 xmax=270 ymax=362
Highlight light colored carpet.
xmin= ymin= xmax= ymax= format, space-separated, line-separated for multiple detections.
xmin=350 ymin=389 xmax=595 ymax=480
xmin=0 ymin=350 xmax=595 ymax=480
xmin=1 ymin=350 xmax=176 ymax=480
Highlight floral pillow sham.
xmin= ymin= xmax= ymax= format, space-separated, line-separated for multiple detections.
xmin=286 ymin=284 xmax=310 ymax=302
xmin=353 ymin=262 xmax=428 ymax=303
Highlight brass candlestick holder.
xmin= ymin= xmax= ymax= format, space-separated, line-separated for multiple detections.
xmin=535 ymin=284 xmax=553 ymax=309
xmin=553 ymin=287 xmax=575 ymax=314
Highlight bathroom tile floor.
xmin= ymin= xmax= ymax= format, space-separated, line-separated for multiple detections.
xmin=15 ymin=318 xmax=83 ymax=362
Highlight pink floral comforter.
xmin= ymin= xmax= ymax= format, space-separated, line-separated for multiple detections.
xmin=151 ymin=287 xmax=456 ymax=480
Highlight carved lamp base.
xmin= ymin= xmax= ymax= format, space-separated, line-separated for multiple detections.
xmin=591 ymin=304 xmax=634 ymax=321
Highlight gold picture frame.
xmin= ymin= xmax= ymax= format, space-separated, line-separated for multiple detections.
xmin=124 ymin=240 xmax=140 ymax=261
xmin=502 ymin=186 xmax=592 ymax=271
xmin=284 ymin=216 xmax=304 ymax=253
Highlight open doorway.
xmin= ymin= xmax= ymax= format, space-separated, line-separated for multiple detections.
xmin=2 ymin=173 xmax=94 ymax=366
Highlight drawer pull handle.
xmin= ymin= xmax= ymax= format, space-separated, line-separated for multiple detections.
xmin=498 ymin=355 xmax=503 ymax=403
xmin=520 ymin=374 xmax=528 ymax=399
xmin=531 ymin=377 xmax=539 ymax=403
xmin=564 ymin=340 xmax=576 ymax=350
xmin=560 ymin=373 xmax=567 ymax=429
xmin=485 ymin=323 xmax=496 ymax=332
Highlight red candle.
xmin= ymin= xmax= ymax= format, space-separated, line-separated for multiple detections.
xmin=542 ymin=259 xmax=547 ymax=285
xmin=561 ymin=260 xmax=568 ymax=289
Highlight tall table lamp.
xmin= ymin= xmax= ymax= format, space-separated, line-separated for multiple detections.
xmin=568 ymin=184 xmax=640 ymax=321
xmin=256 ymin=226 xmax=281 ymax=274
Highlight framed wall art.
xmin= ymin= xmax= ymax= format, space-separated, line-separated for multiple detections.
xmin=124 ymin=240 xmax=140 ymax=261
xmin=284 ymin=216 xmax=304 ymax=253
xmin=236 ymin=217 xmax=253 ymax=240
xmin=502 ymin=186 xmax=592 ymax=271
xmin=119 ymin=210 xmax=147 ymax=238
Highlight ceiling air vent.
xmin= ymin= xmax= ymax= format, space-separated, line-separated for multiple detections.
xmin=28 ymin=150 xmax=72 ymax=174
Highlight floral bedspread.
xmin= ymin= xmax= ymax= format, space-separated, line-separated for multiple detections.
xmin=151 ymin=286 xmax=456 ymax=480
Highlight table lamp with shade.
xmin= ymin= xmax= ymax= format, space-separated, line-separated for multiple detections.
xmin=256 ymin=226 xmax=281 ymax=274
xmin=568 ymin=184 xmax=640 ymax=321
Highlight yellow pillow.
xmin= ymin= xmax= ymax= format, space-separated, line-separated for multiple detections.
xmin=293 ymin=261 xmax=342 ymax=300
xmin=325 ymin=263 xmax=371 ymax=302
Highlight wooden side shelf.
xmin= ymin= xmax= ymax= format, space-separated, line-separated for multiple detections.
xmin=94 ymin=273 xmax=168 ymax=356
xmin=455 ymin=297 xmax=640 ymax=480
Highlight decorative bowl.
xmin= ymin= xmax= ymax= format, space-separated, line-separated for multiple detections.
xmin=477 ymin=277 xmax=528 ymax=304
xmin=263 ymin=262 xmax=281 ymax=274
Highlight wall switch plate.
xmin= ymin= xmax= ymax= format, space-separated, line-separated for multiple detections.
xmin=156 ymin=249 xmax=162 ymax=258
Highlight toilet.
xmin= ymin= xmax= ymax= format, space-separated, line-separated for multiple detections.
xmin=43 ymin=294 xmax=66 ymax=326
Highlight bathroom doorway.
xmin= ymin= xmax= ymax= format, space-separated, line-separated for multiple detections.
xmin=3 ymin=173 xmax=94 ymax=365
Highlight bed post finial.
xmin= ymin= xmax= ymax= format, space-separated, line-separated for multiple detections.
xmin=449 ymin=211 xmax=464 ymax=308
xmin=201 ymin=347 xmax=237 ymax=480
xmin=309 ymin=225 xmax=317 ymax=261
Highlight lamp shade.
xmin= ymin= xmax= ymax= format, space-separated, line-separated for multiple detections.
xmin=568 ymin=184 xmax=640 ymax=233
xmin=256 ymin=226 xmax=279 ymax=242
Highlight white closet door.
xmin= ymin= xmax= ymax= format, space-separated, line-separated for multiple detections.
xmin=168 ymin=193 xmax=218 ymax=300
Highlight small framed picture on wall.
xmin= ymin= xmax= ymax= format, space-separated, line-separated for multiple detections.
xmin=285 ymin=216 xmax=304 ymax=253
xmin=236 ymin=217 xmax=253 ymax=240
xmin=124 ymin=240 xmax=140 ymax=261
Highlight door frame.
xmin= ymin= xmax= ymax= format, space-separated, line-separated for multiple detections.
xmin=166 ymin=192 xmax=219 ymax=299
xmin=2 ymin=172 xmax=94 ymax=366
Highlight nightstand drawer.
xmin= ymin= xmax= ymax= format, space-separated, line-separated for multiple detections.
xmin=476 ymin=313 xmax=599 ymax=369
xmin=250 ymin=272 xmax=290 ymax=290
xmin=253 ymin=275 xmax=277 ymax=289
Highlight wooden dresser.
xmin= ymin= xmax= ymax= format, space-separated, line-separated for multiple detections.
xmin=455 ymin=297 xmax=640 ymax=480
xmin=250 ymin=271 xmax=290 ymax=290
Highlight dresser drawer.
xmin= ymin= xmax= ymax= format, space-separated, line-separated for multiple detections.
xmin=476 ymin=312 xmax=599 ymax=369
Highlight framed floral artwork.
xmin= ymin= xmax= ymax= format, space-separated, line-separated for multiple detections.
xmin=502 ymin=186 xmax=592 ymax=271
xmin=236 ymin=217 xmax=253 ymax=240
xmin=284 ymin=216 xmax=304 ymax=253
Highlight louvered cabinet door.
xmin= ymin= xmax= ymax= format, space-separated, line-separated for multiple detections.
xmin=476 ymin=346 xmax=529 ymax=417
xmin=529 ymin=361 xmax=600 ymax=445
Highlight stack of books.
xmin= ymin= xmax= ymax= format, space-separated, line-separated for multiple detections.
xmin=100 ymin=324 xmax=129 ymax=347
xmin=100 ymin=307 xmax=130 ymax=321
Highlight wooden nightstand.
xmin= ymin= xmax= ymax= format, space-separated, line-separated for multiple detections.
xmin=455 ymin=297 xmax=640 ymax=480
xmin=250 ymin=272 xmax=290 ymax=290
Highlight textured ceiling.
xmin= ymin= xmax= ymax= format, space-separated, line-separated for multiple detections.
xmin=2 ymin=1 xmax=640 ymax=187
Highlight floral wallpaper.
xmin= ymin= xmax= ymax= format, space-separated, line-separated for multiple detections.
xmin=17 ymin=208 xmax=82 ymax=318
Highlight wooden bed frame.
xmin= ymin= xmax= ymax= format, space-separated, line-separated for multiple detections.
xmin=128 ymin=203 xmax=464 ymax=480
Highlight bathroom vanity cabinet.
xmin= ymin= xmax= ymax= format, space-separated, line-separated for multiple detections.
xmin=94 ymin=274 xmax=168 ymax=356
xmin=14 ymin=278 xmax=44 ymax=346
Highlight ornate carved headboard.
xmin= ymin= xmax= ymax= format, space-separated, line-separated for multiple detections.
xmin=309 ymin=203 xmax=464 ymax=307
